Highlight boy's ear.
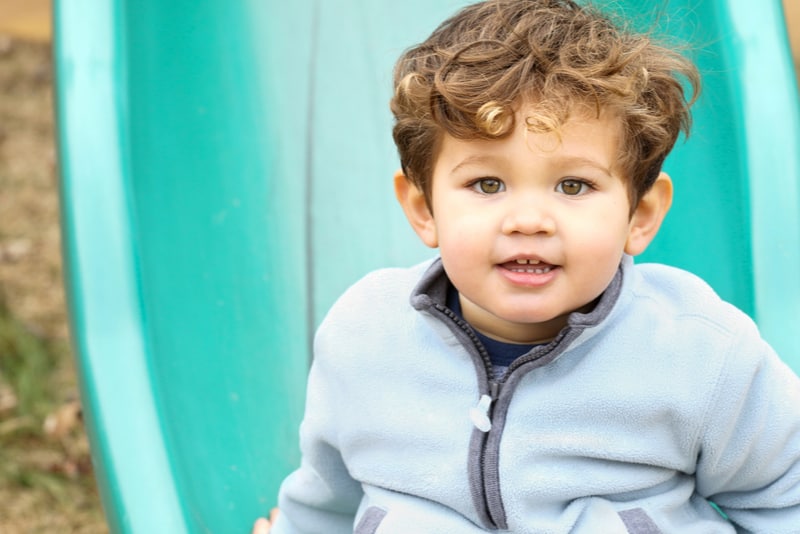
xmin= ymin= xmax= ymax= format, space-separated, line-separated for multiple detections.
xmin=625 ymin=172 xmax=673 ymax=256
xmin=393 ymin=169 xmax=438 ymax=248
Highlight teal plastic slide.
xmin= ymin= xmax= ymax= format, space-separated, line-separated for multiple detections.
xmin=54 ymin=0 xmax=800 ymax=532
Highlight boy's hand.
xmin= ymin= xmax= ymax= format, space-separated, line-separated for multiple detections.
xmin=251 ymin=509 xmax=280 ymax=534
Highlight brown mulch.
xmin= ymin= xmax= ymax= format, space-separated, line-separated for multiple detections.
xmin=0 ymin=34 xmax=107 ymax=534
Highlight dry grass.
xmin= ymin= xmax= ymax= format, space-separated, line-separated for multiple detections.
xmin=0 ymin=35 xmax=108 ymax=533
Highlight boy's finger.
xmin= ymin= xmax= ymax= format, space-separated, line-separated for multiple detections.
xmin=252 ymin=517 xmax=271 ymax=534
xmin=269 ymin=508 xmax=280 ymax=522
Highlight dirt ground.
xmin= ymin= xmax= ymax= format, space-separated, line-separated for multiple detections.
xmin=0 ymin=35 xmax=108 ymax=533
xmin=0 ymin=0 xmax=51 ymax=43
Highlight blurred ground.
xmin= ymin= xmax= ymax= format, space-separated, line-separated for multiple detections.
xmin=0 ymin=0 xmax=51 ymax=42
xmin=787 ymin=0 xmax=800 ymax=86
xmin=0 ymin=0 xmax=108 ymax=530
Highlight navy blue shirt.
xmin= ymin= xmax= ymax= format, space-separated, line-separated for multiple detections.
xmin=446 ymin=284 xmax=540 ymax=369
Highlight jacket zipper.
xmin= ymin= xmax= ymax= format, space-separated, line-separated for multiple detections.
xmin=434 ymin=302 xmax=576 ymax=529
xmin=434 ymin=303 xmax=507 ymax=529
xmin=479 ymin=379 xmax=506 ymax=528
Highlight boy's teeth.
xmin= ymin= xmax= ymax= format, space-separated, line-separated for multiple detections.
xmin=510 ymin=266 xmax=552 ymax=274
xmin=508 ymin=259 xmax=552 ymax=274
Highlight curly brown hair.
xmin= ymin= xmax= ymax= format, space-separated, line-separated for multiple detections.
xmin=390 ymin=0 xmax=700 ymax=209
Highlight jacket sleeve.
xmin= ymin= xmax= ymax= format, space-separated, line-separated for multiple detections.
xmin=270 ymin=325 xmax=364 ymax=534
xmin=694 ymin=328 xmax=800 ymax=533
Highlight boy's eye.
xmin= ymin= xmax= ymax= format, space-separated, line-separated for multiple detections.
xmin=471 ymin=178 xmax=504 ymax=194
xmin=557 ymin=179 xmax=590 ymax=196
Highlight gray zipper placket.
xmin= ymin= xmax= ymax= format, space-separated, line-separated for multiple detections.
xmin=478 ymin=327 xmax=585 ymax=529
xmin=430 ymin=303 xmax=501 ymax=528
xmin=432 ymin=301 xmax=585 ymax=530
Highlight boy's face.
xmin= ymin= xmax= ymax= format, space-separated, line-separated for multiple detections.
xmin=397 ymin=107 xmax=670 ymax=344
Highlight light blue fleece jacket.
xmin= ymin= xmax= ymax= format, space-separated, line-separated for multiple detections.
xmin=272 ymin=257 xmax=800 ymax=533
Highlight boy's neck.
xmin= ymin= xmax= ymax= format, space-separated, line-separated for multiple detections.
xmin=458 ymin=295 xmax=597 ymax=345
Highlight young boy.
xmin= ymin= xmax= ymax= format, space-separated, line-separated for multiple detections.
xmin=257 ymin=0 xmax=800 ymax=531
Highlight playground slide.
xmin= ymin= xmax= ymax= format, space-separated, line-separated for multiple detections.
xmin=53 ymin=0 xmax=800 ymax=532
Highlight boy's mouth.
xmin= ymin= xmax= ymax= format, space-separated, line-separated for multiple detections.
xmin=502 ymin=258 xmax=556 ymax=274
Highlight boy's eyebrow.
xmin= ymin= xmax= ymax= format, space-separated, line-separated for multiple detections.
xmin=553 ymin=155 xmax=615 ymax=177
xmin=449 ymin=154 xmax=498 ymax=175
xmin=449 ymin=154 xmax=615 ymax=177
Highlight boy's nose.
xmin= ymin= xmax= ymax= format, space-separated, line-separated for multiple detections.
xmin=500 ymin=198 xmax=556 ymax=236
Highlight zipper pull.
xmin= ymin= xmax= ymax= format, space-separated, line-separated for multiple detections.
xmin=469 ymin=394 xmax=493 ymax=432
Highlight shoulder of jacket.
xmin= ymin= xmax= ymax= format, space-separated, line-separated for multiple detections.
xmin=625 ymin=262 xmax=765 ymax=352
xmin=315 ymin=258 xmax=435 ymax=332
xmin=624 ymin=263 xmax=785 ymax=403
xmin=631 ymin=263 xmax=744 ymax=319
xmin=336 ymin=258 xmax=433 ymax=305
